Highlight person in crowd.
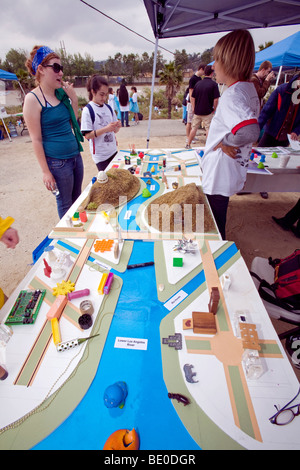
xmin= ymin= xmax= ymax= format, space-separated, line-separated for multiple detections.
xmin=108 ymin=87 xmax=115 ymax=112
xmin=186 ymin=65 xmax=220 ymax=148
xmin=130 ymin=86 xmax=139 ymax=124
xmin=186 ymin=63 xmax=205 ymax=144
xmin=23 ymin=45 xmax=84 ymax=219
xmin=115 ymin=88 xmax=121 ymax=120
xmin=258 ymin=73 xmax=300 ymax=147
xmin=250 ymin=61 xmax=275 ymax=199
xmin=250 ymin=60 xmax=275 ymax=109
xmin=81 ymin=75 xmax=121 ymax=171
xmin=201 ymin=30 xmax=260 ymax=239
xmin=272 ymin=198 xmax=300 ymax=238
xmin=119 ymin=81 xmax=130 ymax=127
xmin=182 ymin=86 xmax=188 ymax=124
xmin=0 ymin=216 xmax=19 ymax=308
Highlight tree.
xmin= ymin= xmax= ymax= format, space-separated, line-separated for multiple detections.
xmin=57 ymin=48 xmax=74 ymax=79
xmin=72 ymin=52 xmax=95 ymax=78
xmin=140 ymin=52 xmax=152 ymax=76
xmin=159 ymin=61 xmax=183 ymax=119
xmin=149 ymin=50 xmax=166 ymax=76
xmin=103 ymin=53 xmax=124 ymax=79
xmin=15 ymin=68 xmax=34 ymax=103
xmin=123 ymin=53 xmax=140 ymax=82
xmin=258 ymin=41 xmax=274 ymax=51
xmin=201 ymin=48 xmax=213 ymax=64
xmin=2 ymin=48 xmax=28 ymax=73
xmin=187 ymin=52 xmax=202 ymax=70
xmin=174 ymin=49 xmax=189 ymax=69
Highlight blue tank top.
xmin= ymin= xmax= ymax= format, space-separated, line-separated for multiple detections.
xmin=31 ymin=92 xmax=79 ymax=159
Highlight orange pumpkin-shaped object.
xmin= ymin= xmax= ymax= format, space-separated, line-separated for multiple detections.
xmin=103 ymin=428 xmax=139 ymax=450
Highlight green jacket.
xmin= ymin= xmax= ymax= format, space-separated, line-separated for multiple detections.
xmin=55 ymin=88 xmax=84 ymax=152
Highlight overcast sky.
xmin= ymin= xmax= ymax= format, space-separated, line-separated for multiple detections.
xmin=1 ymin=0 xmax=299 ymax=64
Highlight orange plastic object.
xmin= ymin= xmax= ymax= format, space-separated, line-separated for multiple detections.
xmin=46 ymin=295 xmax=67 ymax=320
xmin=103 ymin=428 xmax=139 ymax=450
xmin=94 ymin=239 xmax=114 ymax=253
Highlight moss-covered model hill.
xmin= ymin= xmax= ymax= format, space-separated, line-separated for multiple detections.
xmin=78 ymin=168 xmax=141 ymax=211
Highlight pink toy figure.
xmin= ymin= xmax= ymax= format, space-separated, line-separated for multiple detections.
xmin=44 ymin=259 xmax=52 ymax=278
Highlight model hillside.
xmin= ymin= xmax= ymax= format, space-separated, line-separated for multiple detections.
xmin=78 ymin=168 xmax=141 ymax=212
xmin=146 ymin=183 xmax=216 ymax=233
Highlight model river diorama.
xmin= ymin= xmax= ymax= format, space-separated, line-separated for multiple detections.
xmin=0 ymin=149 xmax=299 ymax=450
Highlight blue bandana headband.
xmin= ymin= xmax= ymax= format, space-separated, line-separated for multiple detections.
xmin=32 ymin=46 xmax=54 ymax=75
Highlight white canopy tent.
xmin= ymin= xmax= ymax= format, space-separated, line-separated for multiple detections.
xmin=143 ymin=0 xmax=300 ymax=146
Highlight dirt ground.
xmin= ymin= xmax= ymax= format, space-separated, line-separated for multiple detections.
xmin=0 ymin=118 xmax=299 ymax=376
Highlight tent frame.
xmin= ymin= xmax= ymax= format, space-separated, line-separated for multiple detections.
xmin=143 ymin=0 xmax=300 ymax=147
xmin=0 ymin=69 xmax=25 ymax=142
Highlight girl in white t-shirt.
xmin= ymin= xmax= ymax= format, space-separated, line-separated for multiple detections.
xmin=108 ymin=87 xmax=115 ymax=111
xmin=81 ymin=75 xmax=121 ymax=171
xmin=201 ymin=30 xmax=260 ymax=239
xmin=130 ymin=86 xmax=139 ymax=124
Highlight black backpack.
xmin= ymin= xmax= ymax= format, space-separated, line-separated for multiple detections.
xmin=86 ymin=103 xmax=114 ymax=123
xmin=251 ymin=250 xmax=300 ymax=314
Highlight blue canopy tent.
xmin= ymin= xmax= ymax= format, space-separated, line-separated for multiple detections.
xmin=255 ymin=31 xmax=300 ymax=70
xmin=0 ymin=68 xmax=25 ymax=98
xmin=0 ymin=69 xmax=18 ymax=81
xmin=0 ymin=68 xmax=25 ymax=141
xmin=143 ymin=0 xmax=300 ymax=146
xmin=254 ymin=30 xmax=300 ymax=86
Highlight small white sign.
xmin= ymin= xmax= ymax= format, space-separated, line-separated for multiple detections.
xmin=93 ymin=260 xmax=111 ymax=271
xmin=114 ymin=337 xmax=148 ymax=350
xmin=164 ymin=289 xmax=188 ymax=311
xmin=124 ymin=210 xmax=132 ymax=220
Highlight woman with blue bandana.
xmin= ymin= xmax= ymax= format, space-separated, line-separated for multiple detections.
xmin=23 ymin=45 xmax=84 ymax=218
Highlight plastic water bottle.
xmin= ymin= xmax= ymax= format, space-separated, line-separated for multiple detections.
xmin=51 ymin=183 xmax=60 ymax=196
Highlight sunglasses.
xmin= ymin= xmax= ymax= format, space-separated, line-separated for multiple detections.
xmin=43 ymin=63 xmax=64 ymax=73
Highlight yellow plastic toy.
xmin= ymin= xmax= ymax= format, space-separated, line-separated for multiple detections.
xmin=52 ymin=280 xmax=75 ymax=297
xmin=51 ymin=318 xmax=62 ymax=345
xmin=98 ymin=272 xmax=108 ymax=294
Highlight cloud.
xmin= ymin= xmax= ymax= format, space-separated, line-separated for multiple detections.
xmin=1 ymin=0 xmax=299 ymax=64
xmin=0 ymin=0 xmax=157 ymax=60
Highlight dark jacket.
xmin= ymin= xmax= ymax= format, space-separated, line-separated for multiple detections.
xmin=258 ymin=74 xmax=300 ymax=139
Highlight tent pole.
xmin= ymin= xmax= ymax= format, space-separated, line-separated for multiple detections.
xmin=146 ymin=36 xmax=159 ymax=149
xmin=18 ymin=82 xmax=26 ymax=98
xmin=275 ymin=66 xmax=282 ymax=89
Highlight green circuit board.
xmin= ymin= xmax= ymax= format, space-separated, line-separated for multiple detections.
xmin=5 ymin=289 xmax=46 ymax=325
